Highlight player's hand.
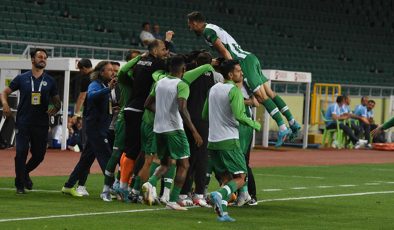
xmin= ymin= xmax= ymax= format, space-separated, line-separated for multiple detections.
xmin=193 ymin=131 xmax=203 ymax=147
xmin=165 ymin=30 xmax=175 ymax=42
xmin=254 ymin=122 xmax=261 ymax=131
xmin=141 ymin=51 xmax=149 ymax=58
xmin=370 ymin=126 xmax=382 ymax=137
xmin=108 ymin=78 xmax=117 ymax=89
xmin=211 ymin=58 xmax=220 ymax=66
xmin=2 ymin=103 xmax=12 ymax=118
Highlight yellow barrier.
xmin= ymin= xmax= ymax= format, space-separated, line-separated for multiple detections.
xmin=311 ymin=83 xmax=341 ymax=125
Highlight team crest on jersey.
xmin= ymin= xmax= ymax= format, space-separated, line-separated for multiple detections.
xmin=42 ymin=81 xmax=47 ymax=86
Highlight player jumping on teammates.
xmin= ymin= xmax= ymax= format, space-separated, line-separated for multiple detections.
xmin=187 ymin=11 xmax=300 ymax=147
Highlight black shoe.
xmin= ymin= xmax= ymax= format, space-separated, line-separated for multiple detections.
xmin=128 ymin=192 xmax=139 ymax=203
xmin=24 ymin=175 xmax=33 ymax=190
xmin=16 ymin=188 xmax=26 ymax=194
xmin=247 ymin=197 xmax=258 ymax=206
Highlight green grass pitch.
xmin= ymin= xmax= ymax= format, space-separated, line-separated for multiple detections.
xmin=1 ymin=164 xmax=394 ymax=229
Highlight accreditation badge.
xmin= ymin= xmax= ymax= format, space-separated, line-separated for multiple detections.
xmin=31 ymin=92 xmax=41 ymax=105
xmin=109 ymin=100 xmax=113 ymax=115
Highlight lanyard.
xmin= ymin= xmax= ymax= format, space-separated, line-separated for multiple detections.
xmin=31 ymin=76 xmax=45 ymax=92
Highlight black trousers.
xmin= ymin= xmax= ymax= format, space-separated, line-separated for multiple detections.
xmin=360 ymin=122 xmax=371 ymax=143
xmin=327 ymin=122 xmax=358 ymax=144
xmin=14 ymin=124 xmax=48 ymax=189
xmin=245 ymin=140 xmax=257 ymax=198
xmin=181 ymin=120 xmax=209 ymax=195
xmin=124 ymin=110 xmax=143 ymax=160
xmin=64 ymin=130 xmax=111 ymax=188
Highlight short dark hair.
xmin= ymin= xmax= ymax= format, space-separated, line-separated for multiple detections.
xmin=195 ymin=52 xmax=212 ymax=66
xmin=220 ymin=60 xmax=239 ymax=79
xmin=30 ymin=48 xmax=48 ymax=58
xmin=147 ymin=39 xmax=163 ymax=52
xmin=77 ymin=58 xmax=92 ymax=69
xmin=125 ymin=49 xmax=141 ymax=61
xmin=110 ymin=61 xmax=120 ymax=67
xmin=187 ymin=11 xmax=206 ymax=23
xmin=168 ymin=55 xmax=185 ymax=74
xmin=336 ymin=95 xmax=344 ymax=103
xmin=368 ymin=99 xmax=376 ymax=104
xmin=142 ymin=22 xmax=150 ymax=28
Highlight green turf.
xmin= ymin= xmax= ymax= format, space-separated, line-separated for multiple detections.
xmin=1 ymin=163 xmax=394 ymax=229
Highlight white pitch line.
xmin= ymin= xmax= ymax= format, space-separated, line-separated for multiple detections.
xmin=0 ymin=188 xmax=60 ymax=193
xmin=1 ymin=190 xmax=394 ymax=223
xmin=316 ymin=185 xmax=334 ymax=188
xmin=262 ymin=189 xmax=282 ymax=192
xmin=290 ymin=187 xmax=307 ymax=190
xmin=257 ymin=190 xmax=394 ymax=203
xmin=0 ymin=207 xmax=167 ymax=223
xmin=338 ymin=185 xmax=357 ymax=187
xmin=365 ymin=183 xmax=380 ymax=186
xmin=256 ymin=174 xmax=324 ymax=179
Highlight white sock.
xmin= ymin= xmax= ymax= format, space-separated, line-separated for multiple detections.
xmin=162 ymin=187 xmax=170 ymax=199
xmin=120 ymin=182 xmax=128 ymax=190
xmin=103 ymin=185 xmax=110 ymax=193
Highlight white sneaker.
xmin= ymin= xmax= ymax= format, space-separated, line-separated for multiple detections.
xmin=166 ymin=201 xmax=188 ymax=211
xmin=235 ymin=192 xmax=252 ymax=206
xmin=354 ymin=140 xmax=366 ymax=149
xmin=177 ymin=194 xmax=194 ymax=207
xmin=192 ymin=194 xmax=211 ymax=208
xmin=100 ymin=191 xmax=112 ymax=202
xmin=359 ymin=139 xmax=368 ymax=144
xmin=160 ymin=187 xmax=170 ymax=204
xmin=142 ymin=182 xmax=156 ymax=206
xmin=160 ymin=196 xmax=169 ymax=204
xmin=331 ymin=140 xmax=339 ymax=149
xmin=76 ymin=186 xmax=89 ymax=196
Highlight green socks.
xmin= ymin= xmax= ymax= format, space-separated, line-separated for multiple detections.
xmin=262 ymin=98 xmax=285 ymax=126
xmin=164 ymin=164 xmax=176 ymax=189
xmin=132 ymin=175 xmax=141 ymax=192
xmin=169 ymin=186 xmax=182 ymax=202
xmin=217 ymin=181 xmax=238 ymax=201
xmin=148 ymin=175 xmax=159 ymax=187
xmin=149 ymin=162 xmax=160 ymax=177
xmin=272 ymin=95 xmax=294 ymax=123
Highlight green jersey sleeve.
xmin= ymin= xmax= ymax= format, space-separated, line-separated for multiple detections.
xmin=203 ymin=27 xmax=219 ymax=44
xmin=149 ymin=82 xmax=157 ymax=97
xmin=152 ymin=70 xmax=167 ymax=82
xmin=182 ymin=64 xmax=214 ymax=85
xmin=382 ymin=116 xmax=394 ymax=130
xmin=177 ymin=81 xmax=190 ymax=100
xmin=228 ymin=86 xmax=261 ymax=131
xmin=117 ymin=55 xmax=141 ymax=84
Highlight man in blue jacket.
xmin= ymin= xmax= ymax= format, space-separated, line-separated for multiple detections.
xmin=62 ymin=61 xmax=117 ymax=197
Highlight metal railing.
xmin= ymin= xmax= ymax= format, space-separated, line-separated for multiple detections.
xmin=0 ymin=39 xmax=144 ymax=60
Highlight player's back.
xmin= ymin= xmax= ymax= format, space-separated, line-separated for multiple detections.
xmin=204 ymin=23 xmax=250 ymax=60
xmin=128 ymin=54 xmax=166 ymax=110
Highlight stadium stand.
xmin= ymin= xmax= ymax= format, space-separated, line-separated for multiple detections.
xmin=0 ymin=0 xmax=393 ymax=85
